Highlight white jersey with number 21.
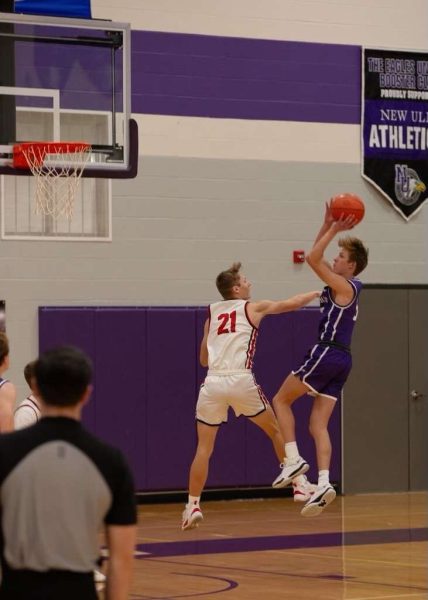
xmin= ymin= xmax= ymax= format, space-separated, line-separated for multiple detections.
xmin=207 ymin=299 xmax=258 ymax=372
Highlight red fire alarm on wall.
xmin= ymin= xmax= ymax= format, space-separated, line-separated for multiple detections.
xmin=293 ymin=250 xmax=305 ymax=264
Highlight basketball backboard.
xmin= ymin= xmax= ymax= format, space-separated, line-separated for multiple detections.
xmin=0 ymin=11 xmax=137 ymax=178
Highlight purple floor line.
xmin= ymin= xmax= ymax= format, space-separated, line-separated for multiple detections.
xmin=144 ymin=557 xmax=428 ymax=595
xmin=136 ymin=527 xmax=428 ymax=558
xmin=129 ymin=573 xmax=238 ymax=599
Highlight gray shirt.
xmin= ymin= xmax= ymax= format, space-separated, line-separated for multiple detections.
xmin=0 ymin=417 xmax=136 ymax=573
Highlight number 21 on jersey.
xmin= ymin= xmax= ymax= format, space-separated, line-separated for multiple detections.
xmin=217 ymin=311 xmax=236 ymax=334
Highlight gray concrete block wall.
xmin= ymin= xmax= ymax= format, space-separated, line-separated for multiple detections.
xmin=5 ymin=0 xmax=428 ymax=406
xmin=4 ymin=154 xmax=428 ymax=401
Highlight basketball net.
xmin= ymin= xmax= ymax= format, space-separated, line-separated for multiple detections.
xmin=16 ymin=142 xmax=91 ymax=220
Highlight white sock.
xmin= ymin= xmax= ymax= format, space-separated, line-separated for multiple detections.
xmin=318 ymin=470 xmax=329 ymax=486
xmin=188 ymin=495 xmax=200 ymax=507
xmin=285 ymin=441 xmax=299 ymax=461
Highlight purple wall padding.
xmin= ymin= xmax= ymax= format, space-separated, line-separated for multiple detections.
xmin=93 ymin=309 xmax=147 ymax=489
xmin=38 ymin=308 xmax=97 ymax=431
xmin=145 ymin=308 xmax=198 ymax=489
xmin=39 ymin=306 xmax=341 ymax=491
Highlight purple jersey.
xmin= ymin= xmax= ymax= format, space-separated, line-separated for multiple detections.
xmin=318 ymin=278 xmax=362 ymax=348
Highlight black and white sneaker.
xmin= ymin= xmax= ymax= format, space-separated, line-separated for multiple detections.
xmin=272 ymin=456 xmax=309 ymax=488
xmin=300 ymin=483 xmax=336 ymax=517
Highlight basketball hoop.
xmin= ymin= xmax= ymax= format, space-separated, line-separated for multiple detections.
xmin=13 ymin=142 xmax=91 ymax=220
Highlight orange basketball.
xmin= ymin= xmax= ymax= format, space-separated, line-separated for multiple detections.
xmin=330 ymin=193 xmax=365 ymax=224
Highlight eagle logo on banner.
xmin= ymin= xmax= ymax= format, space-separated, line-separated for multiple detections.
xmin=394 ymin=165 xmax=426 ymax=206
xmin=362 ymin=48 xmax=428 ymax=221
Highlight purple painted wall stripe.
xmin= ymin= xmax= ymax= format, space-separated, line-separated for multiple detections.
xmin=14 ymin=30 xmax=361 ymax=123
xmin=132 ymin=32 xmax=358 ymax=62
xmin=131 ymin=31 xmax=361 ymax=123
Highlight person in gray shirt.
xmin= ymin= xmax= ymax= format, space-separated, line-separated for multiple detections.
xmin=13 ymin=358 xmax=106 ymax=587
xmin=0 ymin=345 xmax=137 ymax=600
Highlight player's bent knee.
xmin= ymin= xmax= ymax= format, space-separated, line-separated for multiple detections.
xmin=272 ymin=394 xmax=281 ymax=408
xmin=273 ymin=392 xmax=292 ymax=408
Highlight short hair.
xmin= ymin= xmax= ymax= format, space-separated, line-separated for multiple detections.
xmin=24 ymin=360 xmax=36 ymax=387
xmin=34 ymin=345 xmax=92 ymax=407
xmin=339 ymin=236 xmax=369 ymax=276
xmin=216 ymin=262 xmax=242 ymax=299
xmin=0 ymin=332 xmax=9 ymax=365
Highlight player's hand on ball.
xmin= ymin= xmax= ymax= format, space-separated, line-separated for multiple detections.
xmin=331 ymin=214 xmax=359 ymax=232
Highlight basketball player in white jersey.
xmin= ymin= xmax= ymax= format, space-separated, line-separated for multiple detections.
xmin=0 ymin=332 xmax=16 ymax=433
xmin=14 ymin=361 xmax=42 ymax=430
xmin=182 ymin=263 xmax=319 ymax=530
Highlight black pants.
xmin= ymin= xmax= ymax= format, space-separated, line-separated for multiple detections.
xmin=0 ymin=569 xmax=97 ymax=600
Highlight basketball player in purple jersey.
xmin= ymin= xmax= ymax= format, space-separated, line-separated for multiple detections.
xmin=182 ymin=263 xmax=319 ymax=530
xmin=272 ymin=201 xmax=368 ymax=516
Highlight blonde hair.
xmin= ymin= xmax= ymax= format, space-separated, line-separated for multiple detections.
xmin=339 ymin=237 xmax=369 ymax=275
xmin=216 ymin=262 xmax=242 ymax=299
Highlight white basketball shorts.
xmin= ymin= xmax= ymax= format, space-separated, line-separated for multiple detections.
xmin=196 ymin=370 xmax=268 ymax=426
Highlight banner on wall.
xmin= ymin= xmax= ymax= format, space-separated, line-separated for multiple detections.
xmin=362 ymin=48 xmax=428 ymax=221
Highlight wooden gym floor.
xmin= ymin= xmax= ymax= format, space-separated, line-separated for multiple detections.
xmin=102 ymin=491 xmax=428 ymax=599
